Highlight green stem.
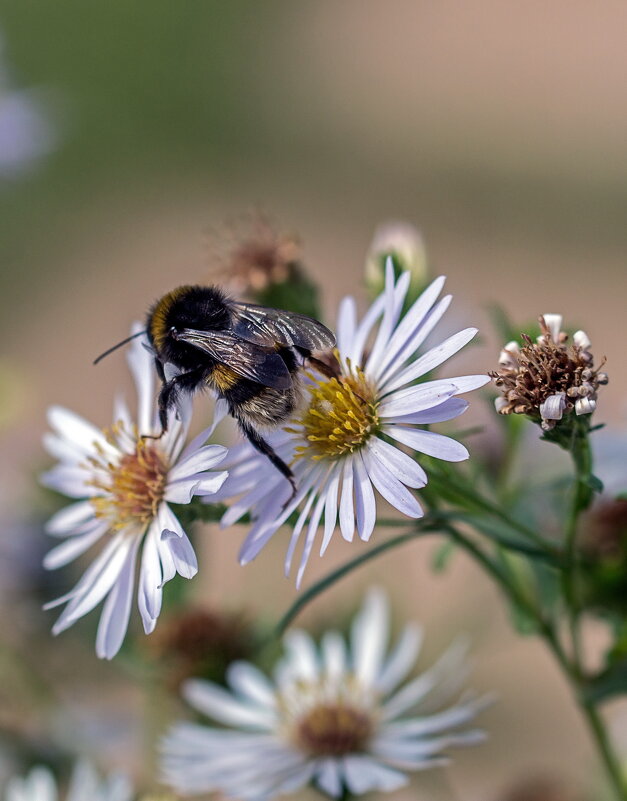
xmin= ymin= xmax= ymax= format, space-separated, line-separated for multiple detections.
xmin=276 ymin=527 xmax=433 ymax=635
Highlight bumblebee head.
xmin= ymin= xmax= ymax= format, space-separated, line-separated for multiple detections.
xmin=147 ymin=284 xmax=231 ymax=363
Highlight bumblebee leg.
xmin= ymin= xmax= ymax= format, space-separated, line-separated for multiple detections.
xmin=144 ymin=368 xmax=205 ymax=439
xmin=238 ymin=420 xmax=297 ymax=504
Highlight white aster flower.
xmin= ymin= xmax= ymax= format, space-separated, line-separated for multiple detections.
xmin=41 ymin=326 xmax=228 ymax=659
xmin=161 ymin=589 xmax=488 ymax=800
xmin=214 ymin=262 xmax=488 ymax=585
xmin=5 ymin=761 xmax=132 ymax=801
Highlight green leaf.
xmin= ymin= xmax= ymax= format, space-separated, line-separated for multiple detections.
xmin=431 ymin=540 xmax=456 ymax=573
xmin=584 ymin=660 xmax=627 ymax=704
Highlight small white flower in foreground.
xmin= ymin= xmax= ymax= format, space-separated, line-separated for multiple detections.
xmin=161 ymin=589 xmax=488 ymax=800
xmin=41 ymin=326 xmax=228 ymax=659
xmin=214 ymin=262 xmax=488 ymax=585
xmin=5 ymin=761 xmax=132 ymax=801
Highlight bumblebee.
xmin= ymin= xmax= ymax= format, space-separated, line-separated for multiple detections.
xmin=96 ymin=285 xmax=336 ymax=496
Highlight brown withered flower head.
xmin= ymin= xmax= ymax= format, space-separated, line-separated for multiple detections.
xmin=150 ymin=606 xmax=256 ymax=688
xmin=207 ymin=212 xmax=302 ymax=295
xmin=499 ymin=776 xmax=583 ymax=801
xmin=491 ymin=314 xmax=608 ymax=431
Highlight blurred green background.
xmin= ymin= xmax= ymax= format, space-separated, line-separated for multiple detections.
xmin=1 ymin=2 xmax=627 ymax=800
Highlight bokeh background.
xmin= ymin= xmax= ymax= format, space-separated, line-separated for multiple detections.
xmin=1 ymin=2 xmax=627 ymax=799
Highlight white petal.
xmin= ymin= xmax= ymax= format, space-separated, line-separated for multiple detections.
xmin=575 ymin=396 xmax=596 ymax=415
xmin=320 ymin=468 xmax=341 ymax=555
xmin=315 ymin=759 xmax=343 ymax=798
xmin=347 ymin=292 xmax=386 ymax=367
xmin=542 ymin=313 xmax=562 ymax=342
xmin=336 ymin=296 xmax=357 ymax=359
xmin=539 ymin=392 xmax=566 ymax=421
xmin=377 ymin=623 xmax=423 ymax=694
xmin=339 ymin=457 xmax=355 ymax=542
xmin=382 ymin=327 xmax=478 ymax=392
xmin=285 ymin=488 xmax=318 ymax=579
xmin=378 ymin=383 xmax=458 ymax=418
xmin=45 ymin=500 xmax=97 ymax=536
xmin=47 ymin=405 xmax=116 ymax=457
xmin=283 ymin=629 xmax=319 ymax=681
xmin=138 ymin=527 xmax=162 ymax=624
xmin=365 ymin=263 xmax=410 ymax=376
xmin=353 ymin=455 xmax=376 ymax=542
xmin=392 ymin=396 xmax=468 ymax=425
xmin=169 ymin=444 xmax=228 ymax=481
xmin=388 ymin=427 xmax=469 ymax=462
xmin=574 ymin=329 xmax=591 ymax=349
xmin=183 ymin=679 xmax=277 ymax=730
xmin=95 ymin=539 xmax=139 ymax=659
xmin=43 ymin=523 xmax=109 ymax=569
xmin=296 ymin=488 xmax=328 ymax=588
xmin=343 ymin=756 xmax=408 ymax=794
xmin=364 ymin=451 xmax=423 ymax=518
xmin=127 ymin=327 xmax=155 ymax=435
xmin=367 ymin=437 xmax=427 ymax=488
xmin=52 ymin=536 xmax=132 ymax=634
xmin=40 ymin=465 xmax=98 ymax=498
xmin=162 ymin=530 xmax=198 ymax=580
xmin=321 ymin=631 xmax=347 ymax=679
xmin=375 ymin=276 xmax=447 ymax=383
xmin=227 ymin=662 xmax=277 ymax=708
xmin=351 ymin=588 xmax=389 ymax=685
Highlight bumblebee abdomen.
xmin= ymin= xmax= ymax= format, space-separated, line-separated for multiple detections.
xmin=222 ymin=380 xmax=300 ymax=428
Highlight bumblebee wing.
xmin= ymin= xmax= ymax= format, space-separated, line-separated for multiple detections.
xmin=176 ymin=328 xmax=293 ymax=390
xmin=231 ymin=302 xmax=336 ymax=351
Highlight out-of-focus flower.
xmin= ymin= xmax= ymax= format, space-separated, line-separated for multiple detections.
xmin=491 ymin=314 xmax=607 ymax=431
xmin=0 ymin=36 xmax=57 ymax=178
xmin=209 ymin=213 xmax=301 ymax=296
xmin=150 ymin=606 xmax=257 ymax=687
xmin=4 ymin=761 xmax=132 ymax=801
xmin=161 ymin=589 xmax=488 ymax=800
xmin=365 ymin=221 xmax=428 ymax=299
xmin=214 ymin=262 xmax=488 ymax=586
xmin=41 ymin=327 xmax=228 ymax=659
xmin=498 ymin=776 xmax=583 ymax=801
xmin=208 ymin=212 xmax=322 ymax=319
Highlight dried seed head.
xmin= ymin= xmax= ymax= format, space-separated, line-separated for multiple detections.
xmin=207 ymin=212 xmax=302 ymax=295
xmin=490 ymin=314 xmax=607 ymax=431
xmin=581 ymin=497 xmax=627 ymax=561
xmin=150 ymin=607 xmax=255 ymax=687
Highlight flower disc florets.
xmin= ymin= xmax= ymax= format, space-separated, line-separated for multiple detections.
xmin=289 ymin=361 xmax=379 ymax=461
xmin=491 ymin=314 xmax=608 ymax=430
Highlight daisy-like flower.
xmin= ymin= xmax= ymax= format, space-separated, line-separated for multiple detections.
xmin=491 ymin=314 xmax=608 ymax=431
xmin=41 ymin=327 xmax=228 ymax=659
xmin=161 ymin=589 xmax=488 ymax=800
xmin=213 ymin=262 xmax=488 ymax=585
xmin=5 ymin=761 xmax=132 ymax=801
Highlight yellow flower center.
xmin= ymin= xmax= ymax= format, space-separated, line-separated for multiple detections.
xmin=294 ymin=702 xmax=373 ymax=757
xmin=88 ymin=424 xmax=168 ymax=529
xmin=288 ymin=364 xmax=380 ymax=461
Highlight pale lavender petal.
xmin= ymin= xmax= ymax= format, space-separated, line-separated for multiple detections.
xmin=364 ymin=451 xmax=423 ymax=518
xmin=336 ymin=296 xmax=357 ymax=359
xmin=367 ymin=437 xmax=427 ymax=488
xmin=388 ymin=427 xmax=469 ymax=462
xmin=320 ymin=468 xmax=341 ymax=555
xmin=43 ymin=523 xmax=109 ymax=570
xmin=354 ymin=455 xmax=376 ymax=542
xmin=95 ymin=539 xmax=139 ymax=659
xmin=379 ymin=383 xmax=458 ymax=418
xmin=339 ymin=457 xmax=355 ymax=542
xmin=391 ymin=396 xmax=468 ymax=425
xmin=384 ymin=327 xmax=478 ymax=391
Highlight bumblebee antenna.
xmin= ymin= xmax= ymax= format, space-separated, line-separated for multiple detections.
xmin=93 ymin=330 xmax=147 ymax=365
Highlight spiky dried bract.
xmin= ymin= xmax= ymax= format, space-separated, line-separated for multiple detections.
xmin=491 ymin=314 xmax=608 ymax=431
